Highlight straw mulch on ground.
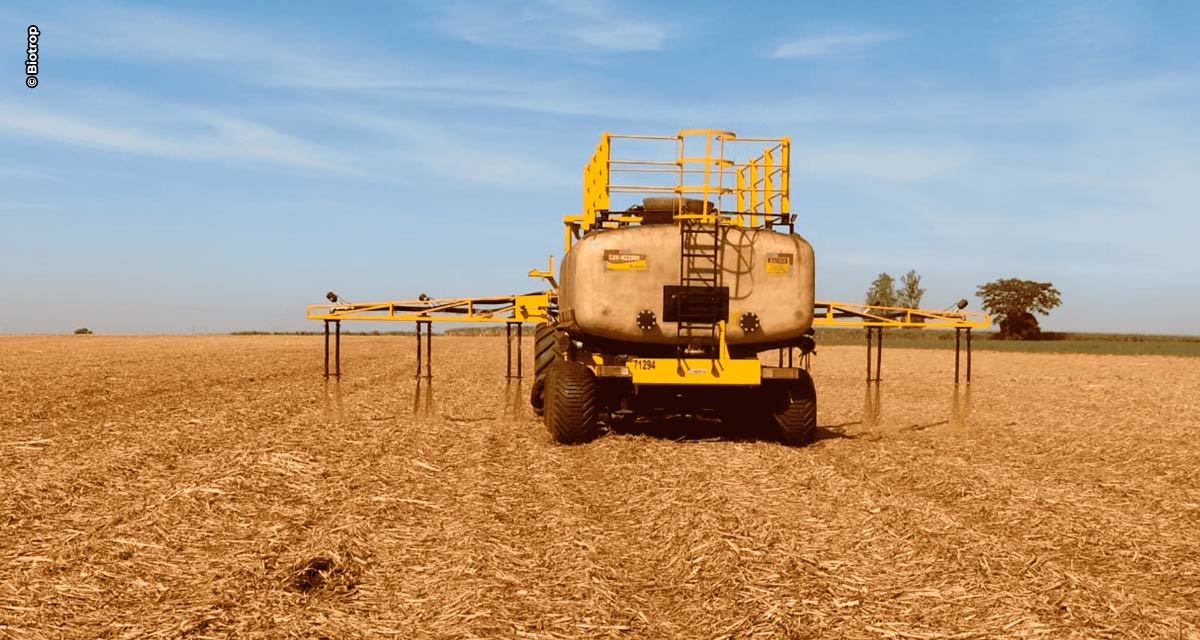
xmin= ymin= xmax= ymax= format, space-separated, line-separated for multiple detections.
xmin=2 ymin=335 xmax=1198 ymax=638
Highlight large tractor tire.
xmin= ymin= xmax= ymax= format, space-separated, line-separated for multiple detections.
xmin=530 ymin=323 xmax=563 ymax=416
xmin=544 ymin=360 xmax=600 ymax=444
xmin=769 ymin=369 xmax=817 ymax=446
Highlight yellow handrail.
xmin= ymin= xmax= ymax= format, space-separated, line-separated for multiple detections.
xmin=574 ymin=129 xmax=792 ymax=246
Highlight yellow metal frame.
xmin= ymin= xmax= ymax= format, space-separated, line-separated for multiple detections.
xmin=577 ymin=302 xmax=990 ymax=387
xmin=619 ymin=357 xmax=761 ymax=386
xmin=306 ymin=129 xmax=992 ymax=388
xmin=527 ymin=255 xmax=558 ymax=288
xmin=586 ymin=321 xmax=763 ymax=386
xmin=570 ymin=129 xmax=792 ymax=252
xmin=306 ymin=293 xmax=553 ymax=324
xmin=811 ymin=302 xmax=990 ymax=329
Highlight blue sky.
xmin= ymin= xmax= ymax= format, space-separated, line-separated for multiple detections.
xmin=2 ymin=1 xmax=1198 ymax=334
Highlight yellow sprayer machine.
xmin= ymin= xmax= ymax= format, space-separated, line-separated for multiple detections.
xmin=534 ymin=130 xmax=819 ymax=444
xmin=307 ymin=129 xmax=990 ymax=446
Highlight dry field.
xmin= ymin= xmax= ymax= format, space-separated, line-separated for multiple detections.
xmin=2 ymin=335 xmax=1199 ymax=639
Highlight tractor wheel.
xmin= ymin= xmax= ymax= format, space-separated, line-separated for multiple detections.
xmin=544 ymin=360 xmax=600 ymax=444
xmin=530 ymin=323 xmax=563 ymax=416
xmin=769 ymin=370 xmax=818 ymax=446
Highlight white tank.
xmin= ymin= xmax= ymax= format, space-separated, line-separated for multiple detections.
xmin=558 ymin=224 xmax=815 ymax=346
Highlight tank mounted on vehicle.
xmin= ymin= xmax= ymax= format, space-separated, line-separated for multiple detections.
xmin=533 ymin=130 xmax=819 ymax=445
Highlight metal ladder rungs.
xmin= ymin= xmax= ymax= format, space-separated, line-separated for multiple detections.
xmin=678 ymin=217 xmax=723 ymax=358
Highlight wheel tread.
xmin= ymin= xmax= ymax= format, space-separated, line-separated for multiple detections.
xmin=773 ymin=371 xmax=817 ymax=446
xmin=530 ymin=323 xmax=562 ymax=416
xmin=545 ymin=361 xmax=600 ymax=444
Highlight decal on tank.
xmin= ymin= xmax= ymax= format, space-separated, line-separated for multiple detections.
xmin=604 ymin=249 xmax=648 ymax=271
xmin=765 ymin=252 xmax=793 ymax=275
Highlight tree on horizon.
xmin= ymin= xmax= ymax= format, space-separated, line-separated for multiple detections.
xmin=865 ymin=273 xmax=897 ymax=316
xmin=897 ymin=269 xmax=925 ymax=309
xmin=976 ymin=278 xmax=1062 ymax=340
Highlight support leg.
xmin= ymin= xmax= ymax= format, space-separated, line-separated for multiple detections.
xmin=334 ymin=320 xmax=341 ymax=378
xmin=517 ymin=323 xmax=523 ymax=378
xmin=954 ymin=328 xmax=961 ymax=385
xmin=966 ymin=328 xmax=973 ymax=384
xmin=324 ymin=321 xmax=330 ymax=378
xmin=415 ymin=322 xmax=422 ymax=379
xmin=874 ymin=327 xmax=882 ymax=382
xmin=866 ymin=328 xmax=883 ymax=383
xmin=866 ymin=328 xmax=872 ymax=382
xmin=428 ymin=323 xmax=433 ymax=378
xmin=506 ymin=323 xmax=512 ymax=380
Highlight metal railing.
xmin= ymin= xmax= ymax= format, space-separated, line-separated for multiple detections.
xmin=574 ymin=129 xmax=791 ymax=243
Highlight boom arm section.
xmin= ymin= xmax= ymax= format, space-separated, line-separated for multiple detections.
xmin=307 ymin=293 xmax=554 ymax=325
xmin=812 ymin=302 xmax=989 ymax=329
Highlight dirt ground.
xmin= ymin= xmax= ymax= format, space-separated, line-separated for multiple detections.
xmin=2 ymin=335 xmax=1198 ymax=639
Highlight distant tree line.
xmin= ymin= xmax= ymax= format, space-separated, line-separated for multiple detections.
xmin=865 ymin=272 xmax=1062 ymax=339
xmin=866 ymin=269 xmax=925 ymax=311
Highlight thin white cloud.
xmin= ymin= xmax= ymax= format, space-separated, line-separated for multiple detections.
xmin=797 ymin=146 xmax=969 ymax=183
xmin=995 ymin=0 xmax=1145 ymax=77
xmin=0 ymin=102 xmax=352 ymax=174
xmin=462 ymin=66 xmax=1197 ymax=131
xmin=0 ymin=162 xmax=55 ymax=183
xmin=310 ymin=108 xmax=577 ymax=188
xmin=39 ymin=3 xmax=506 ymax=93
xmin=770 ymin=31 xmax=900 ymax=59
xmin=435 ymin=0 xmax=667 ymax=52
